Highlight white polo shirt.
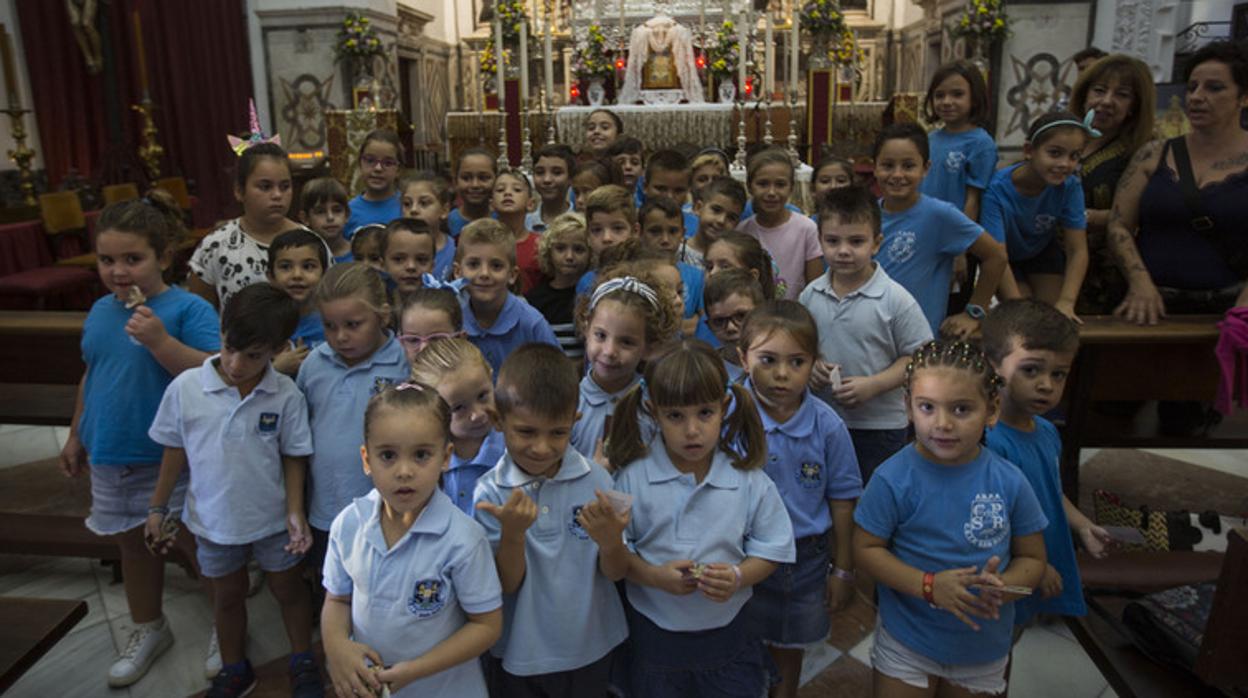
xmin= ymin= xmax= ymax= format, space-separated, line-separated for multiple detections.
xmin=324 ymin=489 xmax=501 ymax=698
xmin=473 ymin=447 xmax=628 ymax=675
xmin=615 ymin=441 xmax=795 ymax=632
xmin=798 ymin=265 xmax=933 ymax=430
xmin=148 ymin=356 xmax=313 ymax=545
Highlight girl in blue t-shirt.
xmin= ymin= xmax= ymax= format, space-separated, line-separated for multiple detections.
xmin=738 ymin=301 xmax=863 ymax=698
xmin=401 ymin=171 xmax=456 ymax=280
xmin=607 ymin=340 xmax=796 ymax=698
xmin=61 ymin=195 xmax=221 ymax=688
xmin=346 ymin=129 xmax=405 ymax=237
xmin=853 ymin=340 xmax=1048 ymax=697
xmin=981 ymin=111 xmax=1093 ymax=323
xmin=919 ymin=61 xmax=998 ymax=220
xmin=448 ymin=147 xmax=498 ymax=236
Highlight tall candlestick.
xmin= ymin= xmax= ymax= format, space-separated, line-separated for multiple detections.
xmin=737 ymin=10 xmax=747 ymax=94
xmin=494 ymin=18 xmax=506 ymax=110
xmin=132 ymin=11 xmax=149 ymax=99
xmin=0 ymin=25 xmax=20 ymax=109
xmin=519 ymin=19 xmax=529 ymax=109
xmin=764 ymin=13 xmax=773 ymax=97
xmin=790 ymin=11 xmax=799 ymax=94
xmin=544 ymin=0 xmax=555 ymax=106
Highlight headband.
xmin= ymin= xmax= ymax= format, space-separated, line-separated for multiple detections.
xmin=1031 ymin=109 xmax=1103 ymax=142
xmin=395 ymin=381 xmax=426 ymax=392
xmin=420 ymin=273 xmax=468 ymax=293
xmin=227 ymin=98 xmax=282 ymax=156
xmin=589 ymin=276 xmax=660 ymax=312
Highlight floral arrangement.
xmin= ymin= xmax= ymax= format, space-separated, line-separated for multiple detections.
xmin=828 ymin=28 xmax=864 ymax=67
xmin=479 ymin=38 xmax=512 ymax=89
xmin=334 ymin=11 xmax=385 ymax=62
xmin=494 ymin=0 xmax=528 ymax=39
xmin=572 ymin=24 xmax=615 ymax=81
xmin=705 ymin=20 xmax=741 ymax=80
xmin=801 ymin=0 xmax=848 ymax=37
xmin=953 ymin=0 xmax=1010 ymax=42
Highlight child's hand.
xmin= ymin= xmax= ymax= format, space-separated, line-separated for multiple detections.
xmin=831 ymin=376 xmax=878 ymax=408
xmin=58 ymin=433 xmax=87 ymax=477
xmin=1054 ymin=300 xmax=1083 ymax=325
xmin=652 ymin=560 xmax=699 ymax=595
xmin=125 ymin=306 xmax=170 ymax=347
xmin=285 ymin=512 xmax=312 ymax=555
xmin=940 ymin=313 xmax=980 ymax=341
xmin=1039 ymin=563 xmax=1063 ymax=599
xmin=696 ymin=563 xmax=741 ymax=602
xmin=577 ymin=490 xmax=629 ymax=547
xmin=475 ymin=488 xmax=538 ymax=536
xmin=143 ymin=512 xmax=177 ymax=556
xmin=826 ymin=572 xmax=853 ymax=613
xmin=375 ymin=662 xmax=408 ymax=693
xmin=810 ymin=360 xmax=838 ymax=390
xmin=272 ymin=339 xmax=309 ymax=376
xmin=1078 ymin=524 xmax=1114 ymax=559
xmin=325 ymin=639 xmax=384 ymax=698
xmin=931 ymin=565 xmax=1002 ymax=630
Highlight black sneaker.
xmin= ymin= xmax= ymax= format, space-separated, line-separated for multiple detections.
xmin=289 ymin=654 xmax=325 ymax=698
xmin=206 ymin=661 xmax=257 ymax=698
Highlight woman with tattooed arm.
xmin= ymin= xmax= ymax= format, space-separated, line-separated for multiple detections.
xmin=1107 ymin=40 xmax=1248 ymax=324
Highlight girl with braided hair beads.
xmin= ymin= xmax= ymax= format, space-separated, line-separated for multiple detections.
xmin=852 ymin=340 xmax=1048 ymax=697
xmin=569 ymin=267 xmax=680 ymax=463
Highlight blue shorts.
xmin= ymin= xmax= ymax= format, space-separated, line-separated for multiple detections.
xmin=751 ymin=534 xmax=832 ymax=647
xmin=195 ymin=529 xmax=303 ymax=579
xmin=848 ymin=428 xmax=908 ymax=483
xmin=627 ymin=599 xmax=767 ymax=698
xmin=85 ymin=464 xmax=188 ymax=536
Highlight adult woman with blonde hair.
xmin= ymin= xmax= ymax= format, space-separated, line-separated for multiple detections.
xmin=1069 ymin=54 xmax=1156 ymax=312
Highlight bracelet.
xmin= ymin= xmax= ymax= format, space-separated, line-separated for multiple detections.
xmin=921 ymin=571 xmax=936 ymax=605
xmin=147 ymin=505 xmax=169 ymax=517
xmin=830 ymin=566 xmax=855 ymax=582
xmin=731 ymin=564 xmax=743 ymax=591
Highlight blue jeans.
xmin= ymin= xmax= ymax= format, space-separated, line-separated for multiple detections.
xmin=751 ymin=534 xmax=832 ymax=646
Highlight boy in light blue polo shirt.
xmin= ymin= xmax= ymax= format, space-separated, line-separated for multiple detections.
xmin=456 ymin=218 xmax=561 ymax=372
xmin=473 ymin=344 xmax=628 ymax=696
xmin=146 ymin=284 xmax=322 ymax=696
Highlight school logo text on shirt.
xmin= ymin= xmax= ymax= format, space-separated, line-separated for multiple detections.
xmin=408 ymin=577 xmax=448 ymax=618
xmin=963 ymin=492 xmax=1009 ymax=549
xmin=944 ymin=151 xmax=967 ymax=174
xmin=258 ymin=413 xmax=279 ymax=433
xmin=886 ymin=231 xmax=917 ymax=265
xmin=796 ymin=462 xmax=823 ymax=489
xmin=1033 ymin=214 xmax=1057 ymax=239
xmin=568 ymin=505 xmax=590 ymax=540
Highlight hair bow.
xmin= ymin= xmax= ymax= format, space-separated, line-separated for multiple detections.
xmin=589 ymin=276 xmax=660 ymax=312
xmin=420 ymin=274 xmax=468 ymax=293
xmin=227 ymin=99 xmax=282 ymax=156
xmin=1031 ymin=109 xmax=1103 ymax=142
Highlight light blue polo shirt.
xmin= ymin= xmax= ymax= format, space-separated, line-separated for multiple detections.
xmin=749 ymin=385 xmax=863 ymax=538
xmin=879 ymin=194 xmax=985 ymax=332
xmin=324 ymin=489 xmax=500 ymax=698
xmin=149 ymin=357 xmax=313 ymax=545
xmin=461 ymin=293 xmax=560 ymax=374
xmin=798 ymin=265 xmax=933 ymax=430
xmin=79 ymin=287 xmax=219 ymax=467
xmin=473 ymin=447 xmax=628 ymax=675
xmin=920 ymin=127 xmax=998 ymax=211
xmin=444 ymin=430 xmax=506 ymax=515
xmin=292 ymin=312 xmax=324 ymax=348
xmin=297 ymin=333 xmax=411 ymax=530
xmin=980 ymin=164 xmax=1087 ymax=262
xmin=615 ymin=442 xmax=796 ymax=632
xmin=433 ymin=236 xmax=457 ymax=281
xmin=570 ymin=373 xmax=638 ymax=460
xmin=854 ymin=444 xmax=1048 ymax=665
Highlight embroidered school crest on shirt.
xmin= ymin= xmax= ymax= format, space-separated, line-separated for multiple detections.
xmin=257 ymin=413 xmax=279 ymax=433
xmin=963 ymin=492 xmax=1009 ymax=549
xmin=568 ymin=505 xmax=590 ymax=540
xmin=796 ymin=462 xmax=823 ymax=489
xmin=944 ymin=150 xmax=967 ymax=173
xmin=408 ymin=577 xmax=447 ymax=618
xmin=1033 ymin=214 xmax=1057 ymax=239
xmin=370 ymin=376 xmax=399 ymax=395
xmin=886 ymin=231 xmax=917 ymax=265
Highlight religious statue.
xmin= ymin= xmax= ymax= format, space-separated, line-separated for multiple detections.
xmin=66 ymin=0 xmax=102 ymax=75
xmin=618 ymin=14 xmax=704 ymax=104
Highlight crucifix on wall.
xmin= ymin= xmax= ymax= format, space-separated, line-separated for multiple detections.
xmin=66 ymin=0 xmax=103 ymax=75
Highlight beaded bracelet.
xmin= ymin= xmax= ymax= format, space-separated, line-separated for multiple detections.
xmin=922 ymin=571 xmax=936 ymax=605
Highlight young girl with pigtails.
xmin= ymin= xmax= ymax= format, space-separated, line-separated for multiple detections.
xmin=853 ymin=340 xmax=1048 ymax=698
xmin=606 ymin=340 xmax=796 ymax=697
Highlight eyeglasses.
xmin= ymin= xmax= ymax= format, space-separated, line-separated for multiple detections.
xmin=707 ymin=310 xmax=751 ymax=331
xmin=361 ymin=154 xmax=400 ymax=170
xmin=398 ymin=331 xmax=462 ymax=349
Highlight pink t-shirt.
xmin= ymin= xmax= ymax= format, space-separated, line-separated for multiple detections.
xmin=738 ymin=212 xmax=822 ymax=300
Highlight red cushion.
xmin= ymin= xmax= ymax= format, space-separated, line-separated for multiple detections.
xmin=0 ymin=266 xmax=96 ymax=296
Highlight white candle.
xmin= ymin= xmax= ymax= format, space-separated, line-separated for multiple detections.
xmin=495 ymin=18 xmax=505 ymax=110
xmin=619 ymin=0 xmax=625 ymax=32
xmin=544 ymin=3 xmax=555 ymax=106
xmin=737 ymin=10 xmax=747 ymax=96
xmin=790 ymin=11 xmax=799 ymax=93
xmin=765 ymin=14 xmax=773 ymax=96
xmin=520 ymin=18 xmax=529 ymax=108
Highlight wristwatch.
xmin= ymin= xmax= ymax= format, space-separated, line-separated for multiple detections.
xmin=964 ymin=303 xmax=986 ymax=320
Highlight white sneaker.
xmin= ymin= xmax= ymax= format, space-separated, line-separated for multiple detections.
xmin=107 ymin=619 xmax=173 ymax=688
xmin=204 ymin=626 xmax=222 ymax=680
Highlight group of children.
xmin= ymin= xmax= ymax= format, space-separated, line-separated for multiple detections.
xmin=58 ymin=55 xmax=1118 ymax=698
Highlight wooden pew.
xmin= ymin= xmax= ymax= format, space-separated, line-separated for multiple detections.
xmin=0 ymin=311 xmax=86 ymax=426
xmin=1059 ymin=315 xmax=1248 ymax=500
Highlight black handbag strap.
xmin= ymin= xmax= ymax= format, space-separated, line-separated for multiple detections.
xmin=1167 ymin=136 xmax=1215 ymax=232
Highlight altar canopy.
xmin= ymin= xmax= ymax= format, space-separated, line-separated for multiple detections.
xmin=617 ymin=15 xmax=704 ymax=104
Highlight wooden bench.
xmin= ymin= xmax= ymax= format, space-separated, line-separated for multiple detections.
xmin=1059 ymin=315 xmax=1248 ymax=500
xmin=0 ymin=310 xmax=86 ymax=426
xmin=0 ymin=597 xmax=88 ymax=693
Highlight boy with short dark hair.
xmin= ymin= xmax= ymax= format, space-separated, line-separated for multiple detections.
xmin=639 ymin=196 xmax=705 ymax=333
xmin=701 ymin=268 xmax=765 ymax=378
xmin=473 ymin=344 xmax=628 ymax=697
xmin=641 ymin=149 xmax=700 ymax=236
xmin=684 ymin=175 xmax=748 ymax=267
xmin=268 ymin=229 xmax=329 ymax=375
xmin=298 ymin=177 xmax=352 ymax=264
xmin=608 ymin=136 xmax=645 ymax=194
xmin=983 ymin=298 xmax=1112 ymax=630
xmin=529 ymin=144 xmax=577 ymax=232
xmin=577 ymin=185 xmax=641 ymax=295
xmin=147 ymin=283 xmax=321 ymax=697
xmin=800 ymin=186 xmax=932 ymax=480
